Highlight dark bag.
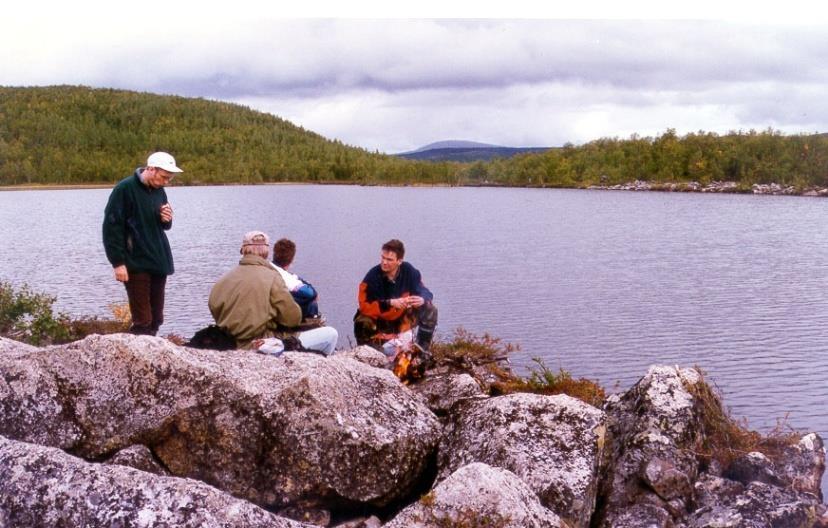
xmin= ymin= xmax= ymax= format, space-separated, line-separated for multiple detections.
xmin=186 ymin=325 xmax=237 ymax=351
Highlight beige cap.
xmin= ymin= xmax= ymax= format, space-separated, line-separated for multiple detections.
xmin=241 ymin=231 xmax=270 ymax=248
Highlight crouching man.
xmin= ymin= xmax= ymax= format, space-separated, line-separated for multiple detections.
xmin=208 ymin=231 xmax=338 ymax=355
xmin=354 ymin=239 xmax=438 ymax=356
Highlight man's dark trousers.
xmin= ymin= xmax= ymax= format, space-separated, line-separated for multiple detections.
xmin=125 ymin=273 xmax=167 ymax=335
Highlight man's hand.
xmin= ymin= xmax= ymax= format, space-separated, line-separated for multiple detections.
xmin=391 ymin=296 xmax=424 ymax=309
xmin=160 ymin=203 xmax=173 ymax=223
xmin=406 ymin=296 xmax=425 ymax=308
xmin=114 ymin=265 xmax=129 ymax=282
xmin=390 ymin=298 xmax=406 ymax=310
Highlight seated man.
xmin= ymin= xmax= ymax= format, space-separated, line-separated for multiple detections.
xmin=271 ymin=238 xmax=320 ymax=320
xmin=208 ymin=231 xmax=338 ymax=355
xmin=354 ymin=239 xmax=438 ymax=356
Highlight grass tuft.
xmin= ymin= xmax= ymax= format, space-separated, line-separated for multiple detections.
xmin=685 ymin=369 xmax=802 ymax=468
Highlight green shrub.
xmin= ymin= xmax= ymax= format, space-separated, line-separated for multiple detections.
xmin=0 ymin=281 xmax=129 ymax=346
xmin=0 ymin=280 xmax=73 ymax=345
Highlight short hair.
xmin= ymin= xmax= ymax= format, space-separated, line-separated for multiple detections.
xmin=272 ymin=238 xmax=296 ymax=268
xmin=381 ymin=239 xmax=405 ymax=260
xmin=241 ymin=244 xmax=269 ymax=259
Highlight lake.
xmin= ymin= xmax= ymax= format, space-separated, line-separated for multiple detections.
xmin=1 ymin=184 xmax=826 ymax=495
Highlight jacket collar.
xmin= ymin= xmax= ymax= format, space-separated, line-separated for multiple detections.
xmin=238 ymin=254 xmax=271 ymax=267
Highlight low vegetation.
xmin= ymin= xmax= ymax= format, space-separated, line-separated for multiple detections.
xmin=431 ymin=329 xmax=606 ymax=407
xmin=0 ymin=281 xmax=128 ymax=345
xmin=686 ymin=370 xmax=802 ymax=469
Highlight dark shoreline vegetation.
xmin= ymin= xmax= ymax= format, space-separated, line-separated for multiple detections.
xmin=0 ymin=280 xmax=804 ymax=471
xmin=2 ymin=85 xmax=828 ymax=192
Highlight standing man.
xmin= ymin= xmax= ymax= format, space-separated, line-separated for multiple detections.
xmin=208 ymin=231 xmax=338 ymax=355
xmin=102 ymin=151 xmax=182 ymax=336
xmin=354 ymin=239 xmax=438 ymax=354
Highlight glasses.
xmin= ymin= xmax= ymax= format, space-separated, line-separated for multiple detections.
xmin=156 ymin=169 xmax=175 ymax=182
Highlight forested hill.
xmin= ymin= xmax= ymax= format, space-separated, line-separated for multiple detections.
xmin=2 ymin=85 xmax=828 ymax=190
xmin=0 ymin=85 xmax=454 ymax=186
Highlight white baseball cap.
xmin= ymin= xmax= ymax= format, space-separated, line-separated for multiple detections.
xmin=147 ymin=152 xmax=183 ymax=173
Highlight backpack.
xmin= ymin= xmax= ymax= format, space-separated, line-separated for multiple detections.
xmin=186 ymin=325 xmax=237 ymax=351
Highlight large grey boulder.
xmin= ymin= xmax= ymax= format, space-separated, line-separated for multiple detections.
xmin=597 ymin=365 xmax=705 ymax=526
xmin=384 ymin=462 xmax=565 ymax=528
xmin=0 ymin=435 xmax=309 ymax=528
xmin=0 ymin=334 xmax=441 ymax=510
xmin=437 ymin=392 xmax=607 ymax=528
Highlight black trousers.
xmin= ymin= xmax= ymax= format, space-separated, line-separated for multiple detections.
xmin=124 ymin=273 xmax=167 ymax=336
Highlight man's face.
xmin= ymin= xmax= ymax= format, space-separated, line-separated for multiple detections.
xmin=145 ymin=167 xmax=175 ymax=188
xmin=380 ymin=250 xmax=402 ymax=277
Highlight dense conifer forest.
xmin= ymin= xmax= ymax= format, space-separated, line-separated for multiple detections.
xmin=1 ymin=85 xmax=827 ymax=189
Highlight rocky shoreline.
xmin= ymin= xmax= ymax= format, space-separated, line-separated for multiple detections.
xmin=587 ymin=180 xmax=828 ymax=197
xmin=1 ymin=334 xmax=826 ymax=527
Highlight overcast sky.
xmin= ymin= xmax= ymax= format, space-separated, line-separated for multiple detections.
xmin=2 ymin=2 xmax=827 ymax=153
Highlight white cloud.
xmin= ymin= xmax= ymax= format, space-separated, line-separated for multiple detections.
xmin=2 ymin=14 xmax=828 ymax=152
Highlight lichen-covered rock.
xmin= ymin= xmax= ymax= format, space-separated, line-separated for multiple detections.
xmin=437 ymin=392 xmax=606 ymax=528
xmin=597 ymin=366 xmax=704 ymax=526
xmin=689 ymin=475 xmax=821 ymax=528
xmin=725 ymin=451 xmax=783 ymax=487
xmin=104 ymin=444 xmax=170 ymax=476
xmin=331 ymin=516 xmax=382 ymax=528
xmin=600 ymin=503 xmax=672 ymax=528
xmin=0 ymin=336 xmax=37 ymax=356
xmin=0 ymin=334 xmax=441 ymax=510
xmin=333 ymin=345 xmax=390 ymax=370
xmin=384 ymin=463 xmax=565 ymax=528
xmin=0 ymin=435 xmax=309 ymax=528
xmin=408 ymin=369 xmax=483 ymax=415
xmin=775 ymin=433 xmax=826 ymax=499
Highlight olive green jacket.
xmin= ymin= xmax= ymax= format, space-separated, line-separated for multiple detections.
xmin=208 ymin=254 xmax=302 ymax=347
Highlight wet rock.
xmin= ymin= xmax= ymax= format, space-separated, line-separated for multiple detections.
xmin=408 ymin=369 xmax=483 ymax=415
xmin=597 ymin=366 xmax=704 ymax=527
xmin=0 ymin=334 xmax=441 ymax=510
xmin=438 ymin=392 xmax=606 ymax=528
xmin=104 ymin=443 xmax=170 ymax=476
xmin=0 ymin=435 xmax=309 ymax=527
xmin=384 ymin=462 xmax=564 ymax=528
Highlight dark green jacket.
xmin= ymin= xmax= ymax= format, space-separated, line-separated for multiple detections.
xmin=102 ymin=169 xmax=174 ymax=275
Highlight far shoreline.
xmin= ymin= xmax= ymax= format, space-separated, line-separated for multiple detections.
xmin=1 ymin=180 xmax=826 ymax=197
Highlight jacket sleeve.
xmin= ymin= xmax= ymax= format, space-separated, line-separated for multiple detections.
xmin=358 ymin=280 xmax=404 ymax=321
xmin=270 ymin=276 xmax=302 ymax=328
xmin=102 ymin=185 xmax=127 ymax=268
xmin=160 ymin=189 xmax=172 ymax=231
xmin=293 ymin=280 xmax=317 ymax=302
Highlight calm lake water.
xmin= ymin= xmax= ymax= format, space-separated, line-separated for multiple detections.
xmin=1 ymin=184 xmax=826 ymax=495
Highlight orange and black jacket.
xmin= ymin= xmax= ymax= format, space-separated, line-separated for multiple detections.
xmin=358 ymin=262 xmax=433 ymax=330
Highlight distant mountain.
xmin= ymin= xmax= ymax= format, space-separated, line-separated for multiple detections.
xmin=397 ymin=140 xmax=551 ymax=162
xmin=402 ymin=140 xmax=503 ymax=154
